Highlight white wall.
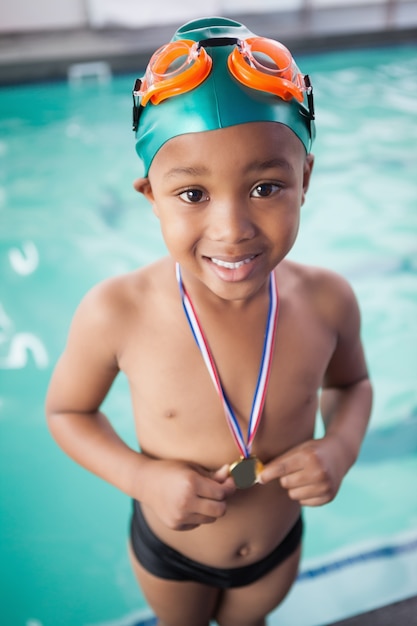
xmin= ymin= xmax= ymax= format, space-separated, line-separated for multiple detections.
xmin=86 ymin=0 xmax=221 ymax=28
xmin=85 ymin=0 xmax=401 ymax=29
xmin=0 ymin=0 xmax=414 ymax=33
xmin=0 ymin=0 xmax=87 ymax=32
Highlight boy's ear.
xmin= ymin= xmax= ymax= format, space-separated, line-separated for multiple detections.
xmin=133 ymin=177 xmax=154 ymax=201
xmin=133 ymin=177 xmax=159 ymax=216
xmin=301 ymin=153 xmax=314 ymax=205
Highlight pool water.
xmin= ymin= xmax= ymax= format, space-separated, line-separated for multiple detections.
xmin=1 ymin=44 xmax=416 ymax=626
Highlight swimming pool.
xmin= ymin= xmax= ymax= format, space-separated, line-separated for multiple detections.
xmin=1 ymin=43 xmax=416 ymax=626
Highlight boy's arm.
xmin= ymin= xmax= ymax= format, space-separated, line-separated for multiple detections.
xmin=45 ymin=282 xmax=142 ymax=496
xmin=46 ymin=281 xmax=234 ymax=529
xmin=259 ymin=273 xmax=372 ymax=506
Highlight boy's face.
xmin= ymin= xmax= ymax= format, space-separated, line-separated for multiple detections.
xmin=136 ymin=121 xmax=314 ymax=301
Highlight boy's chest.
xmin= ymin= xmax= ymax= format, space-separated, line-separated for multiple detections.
xmin=119 ymin=302 xmax=334 ymax=464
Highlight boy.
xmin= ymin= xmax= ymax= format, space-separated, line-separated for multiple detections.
xmin=46 ymin=17 xmax=372 ymax=626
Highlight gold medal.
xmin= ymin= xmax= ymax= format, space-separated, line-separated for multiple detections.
xmin=229 ymin=456 xmax=264 ymax=489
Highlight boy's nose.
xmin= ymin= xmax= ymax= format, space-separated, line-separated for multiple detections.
xmin=208 ymin=201 xmax=256 ymax=243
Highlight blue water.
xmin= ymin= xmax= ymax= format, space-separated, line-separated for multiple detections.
xmin=1 ymin=44 xmax=417 ymax=626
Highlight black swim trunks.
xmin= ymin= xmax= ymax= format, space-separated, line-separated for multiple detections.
xmin=130 ymin=500 xmax=303 ymax=588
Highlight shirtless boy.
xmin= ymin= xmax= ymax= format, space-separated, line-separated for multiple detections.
xmin=46 ymin=17 xmax=373 ymax=626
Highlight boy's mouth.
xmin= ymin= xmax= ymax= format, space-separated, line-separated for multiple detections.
xmin=209 ymin=255 xmax=256 ymax=270
xmin=203 ymin=254 xmax=261 ymax=283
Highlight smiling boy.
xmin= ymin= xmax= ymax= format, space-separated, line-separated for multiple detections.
xmin=46 ymin=17 xmax=372 ymax=626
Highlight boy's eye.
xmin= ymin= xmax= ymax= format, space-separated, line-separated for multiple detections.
xmin=251 ymin=183 xmax=280 ymax=198
xmin=179 ymin=189 xmax=208 ymax=203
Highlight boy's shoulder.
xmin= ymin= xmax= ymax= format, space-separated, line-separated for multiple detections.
xmin=280 ymin=259 xmax=359 ymax=321
xmin=84 ymin=257 xmax=172 ymax=303
xmin=281 ymin=259 xmax=353 ymax=291
xmin=73 ymin=258 xmax=173 ymax=327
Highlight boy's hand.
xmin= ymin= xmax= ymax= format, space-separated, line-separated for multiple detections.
xmin=258 ymin=435 xmax=348 ymax=506
xmin=142 ymin=460 xmax=236 ymax=530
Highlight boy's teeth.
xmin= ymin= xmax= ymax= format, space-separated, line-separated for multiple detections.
xmin=211 ymin=257 xmax=254 ymax=269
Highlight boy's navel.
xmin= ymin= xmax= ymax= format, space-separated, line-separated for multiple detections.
xmin=237 ymin=543 xmax=251 ymax=558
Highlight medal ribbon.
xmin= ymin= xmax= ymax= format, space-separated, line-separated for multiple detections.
xmin=176 ymin=262 xmax=279 ymax=458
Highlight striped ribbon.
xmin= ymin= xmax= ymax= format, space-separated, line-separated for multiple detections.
xmin=176 ymin=262 xmax=279 ymax=458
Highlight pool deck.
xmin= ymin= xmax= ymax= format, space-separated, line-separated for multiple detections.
xmin=1 ymin=4 xmax=417 ymax=625
xmin=326 ymin=594 xmax=417 ymax=625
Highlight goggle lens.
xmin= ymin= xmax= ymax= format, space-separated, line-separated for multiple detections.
xmin=239 ymin=39 xmax=292 ymax=76
xmin=228 ymin=37 xmax=304 ymax=103
xmin=138 ymin=40 xmax=212 ymax=107
xmin=148 ymin=41 xmax=198 ymax=79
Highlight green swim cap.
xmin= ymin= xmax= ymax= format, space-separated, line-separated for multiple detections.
xmin=133 ymin=17 xmax=315 ymax=175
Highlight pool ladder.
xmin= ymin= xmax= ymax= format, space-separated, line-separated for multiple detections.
xmin=67 ymin=61 xmax=112 ymax=85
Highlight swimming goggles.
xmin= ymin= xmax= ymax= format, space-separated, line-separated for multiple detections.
xmin=132 ymin=36 xmax=314 ymax=131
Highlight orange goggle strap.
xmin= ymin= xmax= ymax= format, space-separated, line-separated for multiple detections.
xmin=228 ymin=37 xmax=305 ymax=103
xmin=138 ymin=40 xmax=212 ymax=106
